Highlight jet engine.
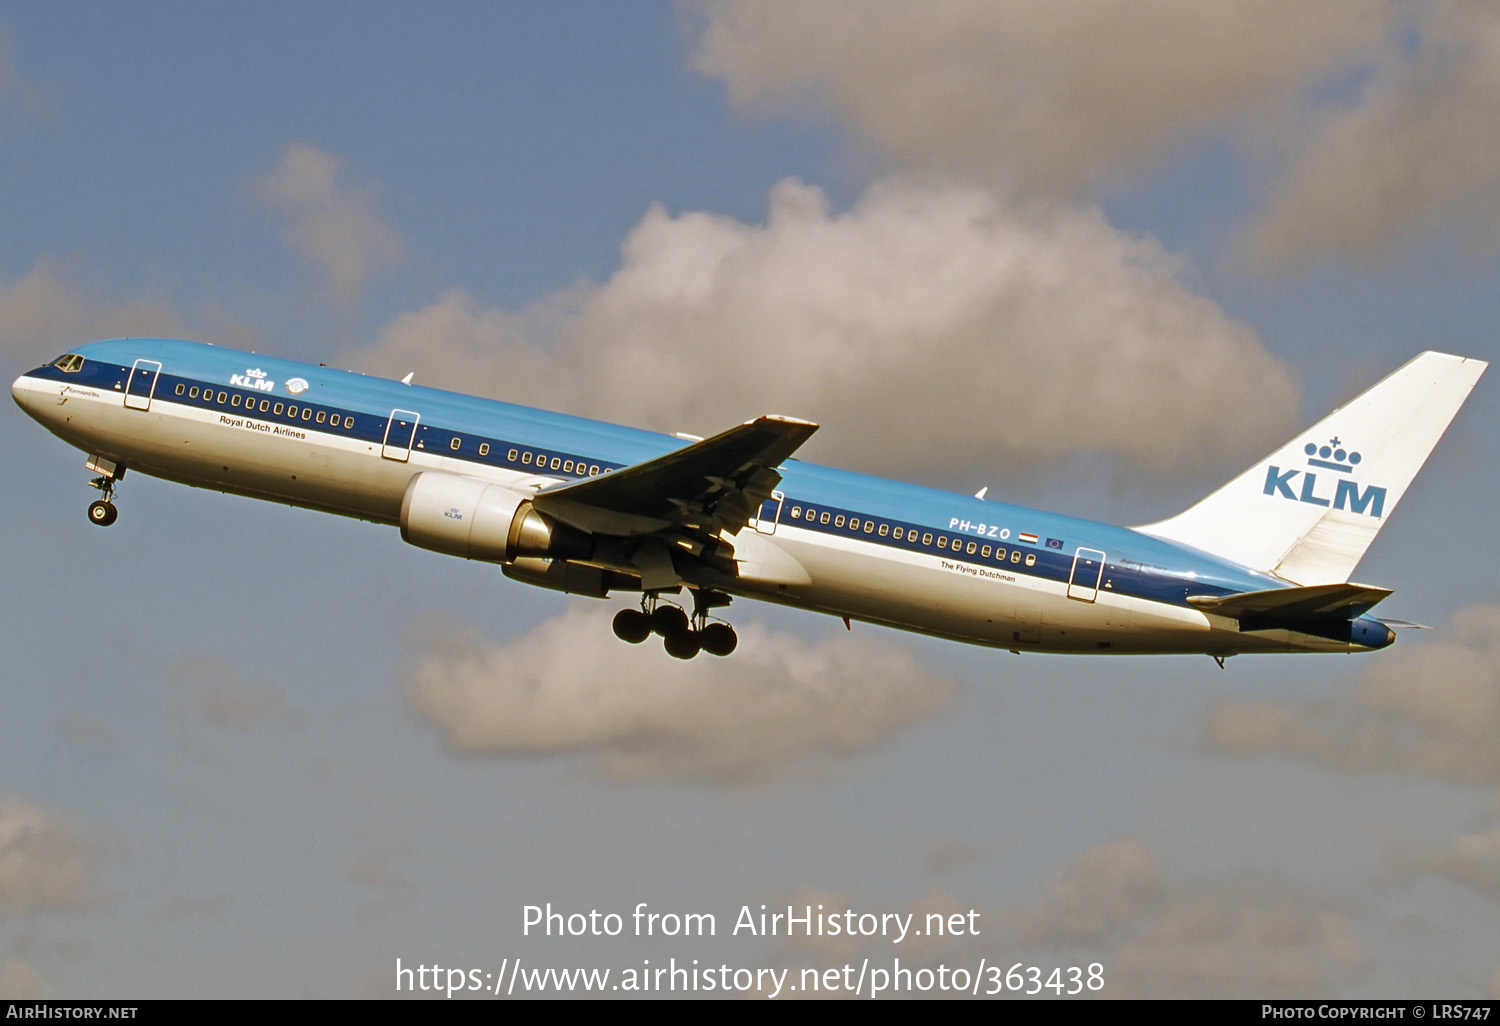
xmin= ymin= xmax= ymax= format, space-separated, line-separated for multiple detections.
xmin=399 ymin=471 xmax=593 ymax=564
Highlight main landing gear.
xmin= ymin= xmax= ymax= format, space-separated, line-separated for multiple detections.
xmin=84 ymin=456 xmax=124 ymax=527
xmin=612 ymin=590 xmax=738 ymax=659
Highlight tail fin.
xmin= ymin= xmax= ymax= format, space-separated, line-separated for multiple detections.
xmin=1135 ymin=351 xmax=1486 ymax=584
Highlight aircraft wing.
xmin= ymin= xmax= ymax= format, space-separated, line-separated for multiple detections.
xmin=529 ymin=415 xmax=819 ymax=537
xmin=1187 ymin=582 xmax=1392 ymax=621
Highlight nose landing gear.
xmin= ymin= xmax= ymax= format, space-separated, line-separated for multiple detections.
xmin=611 ymin=590 xmax=738 ymax=658
xmin=84 ymin=456 xmax=124 ymax=527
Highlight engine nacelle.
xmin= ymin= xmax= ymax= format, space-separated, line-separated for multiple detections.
xmin=501 ymin=557 xmax=615 ymax=598
xmin=399 ymin=471 xmax=593 ymax=564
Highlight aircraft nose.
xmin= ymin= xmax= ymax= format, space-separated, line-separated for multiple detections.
xmin=11 ymin=370 xmax=51 ymax=422
xmin=11 ymin=373 xmax=35 ymax=414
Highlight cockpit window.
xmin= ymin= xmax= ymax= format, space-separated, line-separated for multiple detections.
xmin=51 ymin=354 xmax=85 ymax=373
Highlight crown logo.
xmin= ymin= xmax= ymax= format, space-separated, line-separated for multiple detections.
xmin=1304 ymin=437 xmax=1361 ymax=473
xmin=246 ymin=368 xmax=266 ymax=379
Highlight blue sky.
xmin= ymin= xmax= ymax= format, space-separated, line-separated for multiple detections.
xmin=3 ymin=1 xmax=1500 ymax=999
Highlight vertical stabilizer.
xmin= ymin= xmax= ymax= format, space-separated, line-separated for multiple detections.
xmin=1134 ymin=352 xmax=1486 ymax=583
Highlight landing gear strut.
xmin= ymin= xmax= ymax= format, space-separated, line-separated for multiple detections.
xmin=611 ymin=590 xmax=738 ymax=658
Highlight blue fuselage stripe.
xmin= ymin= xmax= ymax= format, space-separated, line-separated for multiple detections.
xmin=48 ymin=339 xmax=1351 ymax=623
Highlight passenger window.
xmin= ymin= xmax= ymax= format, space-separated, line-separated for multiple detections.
xmin=234 ymin=395 xmax=243 ymax=407
xmin=790 ymin=507 xmax=802 ymax=519
xmin=563 ymin=460 xmax=574 ymax=473
xmin=1010 ymin=550 xmax=1021 ymax=563
xmin=549 ymin=456 xmax=561 ymax=471
xmin=174 ymin=384 xmax=185 ymax=396
xmin=217 ymin=391 xmax=227 ymax=404
xmin=864 ymin=521 xmax=874 ymax=534
xmin=820 ymin=511 xmax=830 ymax=525
xmin=922 ymin=533 xmax=933 ymax=545
xmin=343 ymin=415 xmax=353 ymax=428
xmin=259 ymin=399 xmax=270 ymax=412
xmin=834 ymin=515 xmax=845 ymax=528
xmin=981 ymin=544 xmax=991 ymax=558
xmin=1025 ymin=554 xmax=1036 ymax=567
xmin=189 ymin=386 xmax=199 ymax=398
xmin=450 ymin=437 xmax=461 ymax=451
xmin=937 ymin=536 xmax=947 ymax=549
xmin=314 ymin=410 xmax=323 ymax=422
xmin=878 ymin=524 xmax=889 ymax=537
xmin=273 ymin=402 xmax=284 ymax=415
xmin=589 ymin=465 xmax=600 ymax=476
xmin=966 ymin=541 xmax=977 ymax=555
xmin=286 ymin=404 xmax=297 ymax=417
xmin=302 ymin=407 xmax=311 ymax=420
xmin=893 ymin=527 xmax=903 ymax=540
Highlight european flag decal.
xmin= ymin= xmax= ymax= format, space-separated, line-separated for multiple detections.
xmin=1046 ymin=538 xmax=1063 ymax=549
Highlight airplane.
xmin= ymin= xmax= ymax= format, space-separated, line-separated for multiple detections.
xmin=10 ymin=339 xmax=1486 ymax=663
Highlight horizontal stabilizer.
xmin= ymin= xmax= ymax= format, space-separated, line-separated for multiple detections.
xmin=1187 ymin=583 xmax=1391 ymax=621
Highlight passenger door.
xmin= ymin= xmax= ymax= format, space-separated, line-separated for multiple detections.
xmin=123 ymin=359 xmax=162 ymax=411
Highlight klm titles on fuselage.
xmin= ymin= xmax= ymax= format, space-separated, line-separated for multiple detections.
xmin=229 ymin=368 xmax=276 ymax=392
xmin=1263 ymin=438 xmax=1386 ymax=517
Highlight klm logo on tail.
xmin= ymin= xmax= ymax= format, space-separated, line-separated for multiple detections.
xmin=1263 ymin=437 xmax=1386 ymax=517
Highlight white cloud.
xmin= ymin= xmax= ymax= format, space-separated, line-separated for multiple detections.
xmin=690 ymin=0 xmax=1393 ymax=195
xmin=1244 ymin=5 xmax=1500 ymax=267
xmin=1107 ymin=894 xmax=1362 ymax=998
xmin=1023 ymin=839 xmax=1362 ymax=997
xmin=1024 ymin=837 xmax=1165 ymax=942
xmin=1204 ymin=605 xmax=1500 ymax=784
xmin=0 ymin=261 xmax=181 ymax=372
xmin=0 ymin=959 xmax=50 ymax=999
xmin=1430 ymin=825 xmax=1500 ymax=899
xmin=0 ymin=20 xmax=50 ymax=121
xmin=401 ymin=603 xmax=959 ymax=784
xmin=692 ymin=2 xmax=1500 ymax=267
xmin=170 ymin=655 xmax=287 ymax=731
xmin=0 ymin=793 xmax=100 ymax=916
xmin=0 ymin=21 xmax=16 ymax=98
xmin=764 ymin=837 xmax=1363 ymax=997
xmin=353 ymin=177 xmax=1296 ymax=484
xmin=258 ymin=142 xmax=402 ymax=306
